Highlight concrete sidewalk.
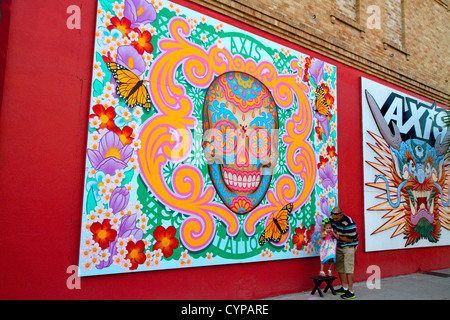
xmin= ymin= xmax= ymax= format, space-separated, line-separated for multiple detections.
xmin=265 ymin=268 xmax=450 ymax=300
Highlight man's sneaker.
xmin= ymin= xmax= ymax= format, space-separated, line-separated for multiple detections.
xmin=335 ymin=287 xmax=347 ymax=295
xmin=341 ymin=290 xmax=356 ymax=299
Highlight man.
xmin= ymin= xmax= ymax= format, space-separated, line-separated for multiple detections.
xmin=330 ymin=206 xmax=358 ymax=299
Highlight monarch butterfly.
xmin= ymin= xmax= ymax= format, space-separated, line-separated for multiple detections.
xmin=259 ymin=203 xmax=293 ymax=245
xmin=103 ymin=55 xmax=152 ymax=111
xmin=314 ymin=86 xmax=329 ymax=116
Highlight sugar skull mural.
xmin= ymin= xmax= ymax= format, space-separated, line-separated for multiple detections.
xmin=202 ymin=72 xmax=279 ymax=214
xmin=362 ymin=78 xmax=450 ymax=251
xmin=78 ymin=0 xmax=338 ymax=276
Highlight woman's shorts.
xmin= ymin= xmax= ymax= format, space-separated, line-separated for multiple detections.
xmin=335 ymin=246 xmax=356 ymax=274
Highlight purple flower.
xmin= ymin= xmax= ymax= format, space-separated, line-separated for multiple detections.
xmin=109 ymin=187 xmax=130 ymax=214
xmin=119 ymin=213 xmax=139 ymax=236
xmin=124 ymin=0 xmax=157 ymax=28
xmin=320 ymin=196 xmax=330 ymax=217
xmin=87 ymin=131 xmax=133 ymax=175
xmin=309 ymin=60 xmax=324 ymax=86
xmin=315 ymin=111 xmax=329 ymax=139
xmin=319 ymin=161 xmax=337 ymax=189
xmin=314 ymin=215 xmax=324 ymax=234
xmin=116 ymin=45 xmax=146 ymax=76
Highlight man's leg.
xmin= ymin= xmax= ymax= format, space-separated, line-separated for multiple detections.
xmin=341 ymin=247 xmax=356 ymax=299
xmin=347 ymin=273 xmax=353 ymax=292
xmin=344 ymin=247 xmax=356 ymax=292
xmin=334 ymin=247 xmax=348 ymax=294
xmin=338 ymin=272 xmax=347 ymax=288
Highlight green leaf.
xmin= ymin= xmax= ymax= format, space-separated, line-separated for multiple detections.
xmin=98 ymin=0 xmax=113 ymax=12
xmin=121 ymin=169 xmax=135 ymax=186
xmin=93 ymin=79 xmax=104 ymax=97
xmin=86 ymin=186 xmax=97 ymax=214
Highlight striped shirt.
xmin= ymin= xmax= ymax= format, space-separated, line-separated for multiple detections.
xmin=331 ymin=215 xmax=358 ymax=248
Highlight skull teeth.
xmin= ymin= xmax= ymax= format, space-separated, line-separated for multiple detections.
xmin=223 ymin=170 xmax=261 ymax=192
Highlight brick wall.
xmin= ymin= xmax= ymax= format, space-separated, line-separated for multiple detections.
xmin=384 ymin=0 xmax=403 ymax=47
xmin=188 ymin=0 xmax=449 ymax=105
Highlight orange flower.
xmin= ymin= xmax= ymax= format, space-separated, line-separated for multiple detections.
xmin=125 ymin=240 xmax=146 ymax=270
xmin=230 ymin=197 xmax=253 ymax=214
xmin=153 ymin=226 xmax=179 ymax=258
xmin=131 ymin=29 xmax=153 ymax=54
xmin=327 ymin=145 xmax=337 ymax=158
xmin=321 ymin=84 xmax=335 ymax=107
xmin=325 ymin=92 xmax=334 ymax=108
xmin=111 ymin=125 xmax=134 ymax=145
xmin=90 ymin=219 xmax=117 ymax=249
xmin=315 ymin=123 xmax=324 ymax=136
xmin=90 ymin=104 xmax=117 ymax=131
xmin=107 ymin=17 xmax=133 ymax=37
xmin=303 ymin=57 xmax=312 ymax=83
xmin=304 ymin=57 xmax=312 ymax=69
xmin=317 ymin=155 xmax=328 ymax=170
xmin=293 ymin=226 xmax=312 ymax=250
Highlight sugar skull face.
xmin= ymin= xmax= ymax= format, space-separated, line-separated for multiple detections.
xmin=202 ymin=72 xmax=279 ymax=214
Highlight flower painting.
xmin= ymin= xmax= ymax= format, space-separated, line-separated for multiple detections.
xmin=78 ymin=0 xmax=338 ymax=276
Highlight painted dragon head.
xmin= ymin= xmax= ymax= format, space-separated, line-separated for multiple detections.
xmin=365 ymin=90 xmax=450 ymax=246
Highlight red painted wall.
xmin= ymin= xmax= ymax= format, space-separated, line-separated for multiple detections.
xmin=0 ymin=0 xmax=448 ymax=299
xmin=0 ymin=0 xmax=11 ymax=110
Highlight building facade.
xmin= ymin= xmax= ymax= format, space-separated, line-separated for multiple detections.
xmin=191 ymin=0 xmax=449 ymax=104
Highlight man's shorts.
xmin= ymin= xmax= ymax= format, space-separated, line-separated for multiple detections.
xmin=335 ymin=246 xmax=356 ymax=274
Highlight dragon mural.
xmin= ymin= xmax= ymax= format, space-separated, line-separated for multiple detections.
xmin=365 ymin=90 xmax=450 ymax=246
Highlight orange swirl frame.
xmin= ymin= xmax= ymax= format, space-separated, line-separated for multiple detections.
xmin=138 ymin=17 xmax=316 ymax=252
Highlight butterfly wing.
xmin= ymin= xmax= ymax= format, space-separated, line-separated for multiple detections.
xmin=133 ymin=83 xmax=152 ymax=110
xmin=259 ymin=203 xmax=293 ymax=245
xmin=314 ymin=86 xmax=329 ymax=116
xmin=272 ymin=203 xmax=292 ymax=238
xmin=259 ymin=227 xmax=269 ymax=246
xmin=260 ymin=214 xmax=277 ymax=246
xmin=106 ymin=62 xmax=152 ymax=110
xmin=105 ymin=61 xmax=119 ymax=72
xmin=270 ymin=219 xmax=283 ymax=242
xmin=116 ymin=76 xmax=141 ymax=101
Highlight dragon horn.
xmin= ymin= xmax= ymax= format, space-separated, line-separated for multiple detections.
xmin=434 ymin=132 xmax=450 ymax=157
xmin=365 ymin=90 xmax=402 ymax=151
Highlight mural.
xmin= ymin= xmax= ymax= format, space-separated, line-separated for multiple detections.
xmin=78 ymin=0 xmax=338 ymax=276
xmin=362 ymin=78 xmax=450 ymax=252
